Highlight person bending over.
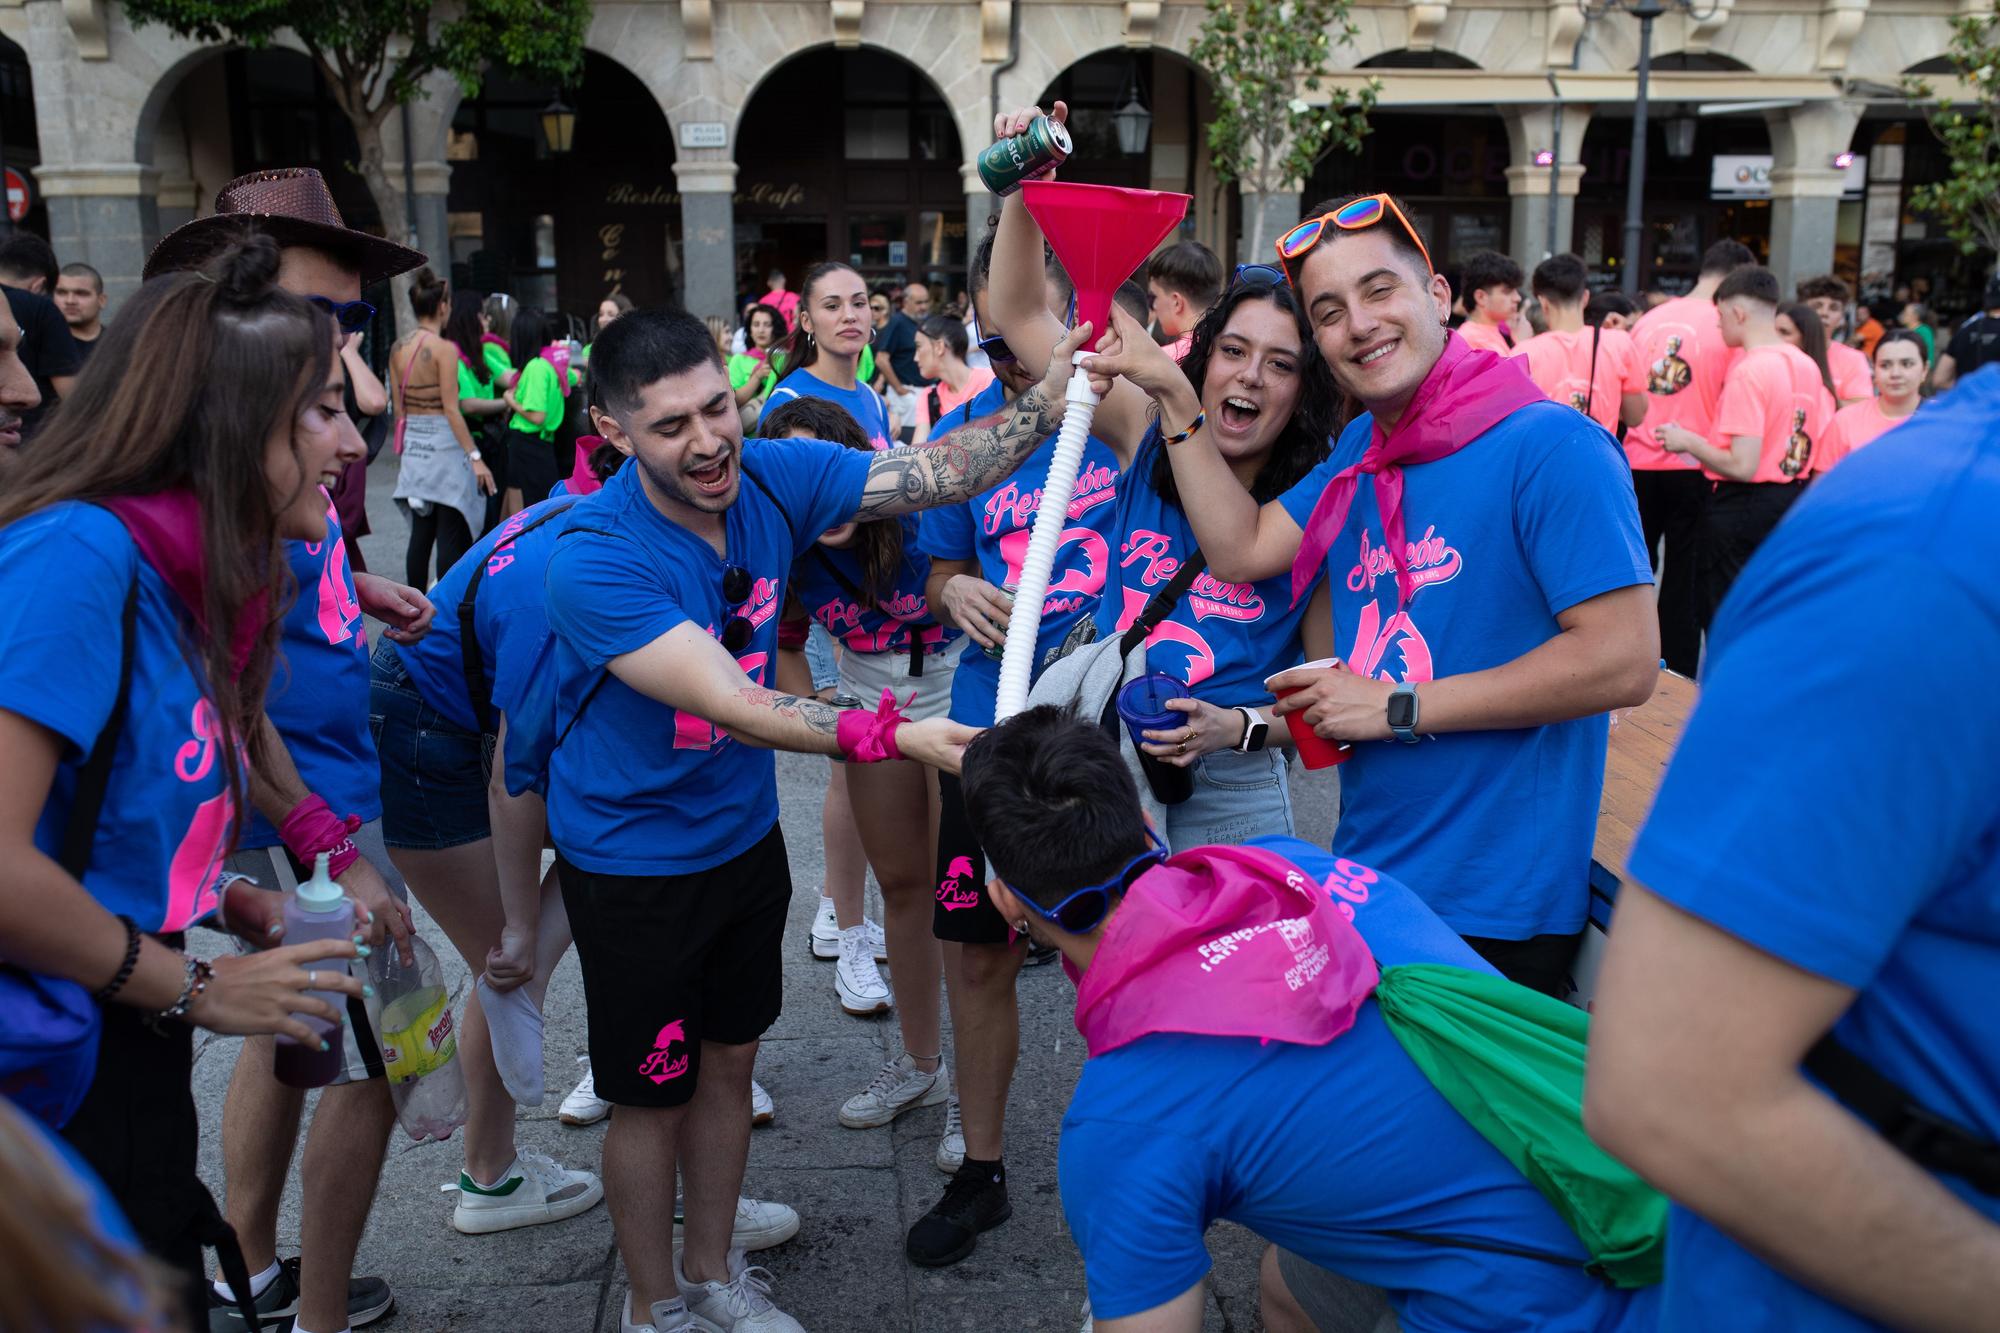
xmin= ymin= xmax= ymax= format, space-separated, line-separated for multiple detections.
xmin=959 ymin=706 xmax=1659 ymax=1333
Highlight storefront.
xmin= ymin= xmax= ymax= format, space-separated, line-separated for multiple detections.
xmin=1846 ymin=117 xmax=1992 ymax=319
xmin=1574 ymin=112 xmax=1773 ymax=295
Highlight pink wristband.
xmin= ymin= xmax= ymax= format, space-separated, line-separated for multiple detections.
xmin=836 ymin=689 xmax=913 ymax=763
xmin=278 ymin=795 xmax=363 ymax=879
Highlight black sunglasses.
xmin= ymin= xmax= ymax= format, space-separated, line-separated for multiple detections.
xmin=720 ymin=563 xmax=754 ymax=653
xmin=309 ymin=296 xmax=377 ymax=332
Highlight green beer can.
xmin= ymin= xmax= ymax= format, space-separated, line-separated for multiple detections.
xmin=977 ymin=116 xmax=1073 ymax=196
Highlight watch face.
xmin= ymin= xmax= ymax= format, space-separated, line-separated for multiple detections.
xmin=1387 ymin=692 xmax=1417 ymax=729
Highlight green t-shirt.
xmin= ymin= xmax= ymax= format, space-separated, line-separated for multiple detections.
xmin=458 ymin=359 xmax=495 ymax=402
xmin=507 ymin=357 xmax=562 ymax=438
xmin=483 ymin=340 xmax=513 ymax=385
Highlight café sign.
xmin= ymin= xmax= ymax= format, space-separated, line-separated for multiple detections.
xmin=1710 ymin=153 xmax=1865 ymax=201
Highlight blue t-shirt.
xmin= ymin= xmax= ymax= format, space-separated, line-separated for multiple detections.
xmin=1627 ymin=373 xmax=2000 ymax=1333
xmin=1275 ymin=403 xmax=1652 ymax=937
xmin=393 ymin=497 xmax=581 ymax=734
xmin=0 ymin=504 xmax=234 ymax=932
xmin=916 ymin=379 xmax=1122 ymax=728
xmin=760 ymin=369 xmax=894 ymax=451
xmin=1062 ymin=835 xmax=1657 ymax=1331
xmin=1097 ymin=429 xmax=1320 ymax=703
xmin=789 ymin=517 xmax=960 ymax=658
xmin=243 ymin=496 xmax=380 ymax=846
xmin=543 ymin=440 xmax=871 ymax=874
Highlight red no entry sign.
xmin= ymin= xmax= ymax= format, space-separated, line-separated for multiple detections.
xmin=4 ymin=169 xmax=29 ymax=223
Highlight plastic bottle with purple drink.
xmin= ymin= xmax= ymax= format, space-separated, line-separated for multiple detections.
xmin=274 ymin=853 xmax=349 ymax=1088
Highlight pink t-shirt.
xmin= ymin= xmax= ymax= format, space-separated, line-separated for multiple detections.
xmin=1514 ymin=327 xmax=1646 ymax=433
xmin=765 ymin=289 xmax=800 ymax=330
xmin=1456 ymin=320 xmax=1515 ymax=356
xmin=1627 ymin=295 xmax=1735 ymax=471
xmin=1827 ymin=340 xmax=1875 ymax=403
xmin=1710 ymin=343 xmax=1837 ymax=484
xmin=919 ymin=368 xmax=997 ymax=432
xmin=1821 ymin=397 xmax=1913 ymax=471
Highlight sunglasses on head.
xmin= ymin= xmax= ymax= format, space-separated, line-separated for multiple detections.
xmin=308 ymin=295 xmax=377 ymax=332
xmin=720 ymin=564 xmax=754 ymax=653
xmin=1230 ymin=262 xmax=1286 ymax=292
xmin=1007 ymin=827 xmax=1167 ymax=936
xmin=1275 ymin=194 xmax=1434 ymax=283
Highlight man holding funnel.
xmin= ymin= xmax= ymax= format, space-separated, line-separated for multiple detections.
xmin=959 ymin=706 xmax=1660 ymax=1333
xmin=1104 ymin=193 xmax=1658 ymax=995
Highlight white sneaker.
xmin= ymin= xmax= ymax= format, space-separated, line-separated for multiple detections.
xmin=750 ymin=1079 xmax=774 ymax=1126
xmin=559 ymin=1058 xmax=611 ymax=1126
xmin=862 ymin=916 xmax=888 ymax=962
xmin=835 ymin=925 xmax=892 ymax=1015
xmin=621 ymin=1291 xmax=722 ymax=1333
xmin=809 ymin=893 xmax=840 ymax=960
xmin=840 ymin=1054 xmax=949 ymax=1129
xmin=675 ymin=1249 xmax=805 ymax=1332
xmin=934 ymin=1093 xmax=965 ymax=1174
xmin=673 ymin=1195 xmax=802 ymax=1252
xmin=451 ymin=1150 xmax=604 ymax=1234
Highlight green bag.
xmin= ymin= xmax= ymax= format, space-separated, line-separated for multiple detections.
xmin=1373 ymin=962 xmax=1666 ymax=1288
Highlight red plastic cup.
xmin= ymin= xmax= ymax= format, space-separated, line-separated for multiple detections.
xmin=1266 ymin=657 xmax=1352 ymax=769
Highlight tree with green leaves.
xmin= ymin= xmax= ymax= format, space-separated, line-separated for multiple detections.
xmin=1191 ymin=0 xmax=1377 ymax=261
xmin=1906 ymin=12 xmax=2000 ymax=263
xmin=124 ymin=0 xmax=589 ymax=267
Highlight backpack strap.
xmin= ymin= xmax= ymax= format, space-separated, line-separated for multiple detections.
xmin=459 ymin=500 xmax=580 ymax=734
xmin=1118 ymin=547 xmax=1205 ymax=659
xmin=1806 ymin=1034 xmax=2000 ymax=1197
xmin=60 ymin=566 xmax=139 ymax=879
xmin=1584 ymin=325 xmax=1600 ymax=421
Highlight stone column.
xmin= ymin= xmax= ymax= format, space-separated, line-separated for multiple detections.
xmin=675 ymin=160 xmax=737 ymax=324
xmin=1764 ymin=102 xmax=1864 ymax=291
xmin=1240 ymin=186 xmax=1303 ymax=266
xmin=1501 ymin=102 xmax=1593 ymax=270
xmin=36 ymin=164 xmax=160 ymax=308
xmin=963 ymin=163 xmax=995 ymax=258
xmin=410 ymin=162 xmax=452 ymax=272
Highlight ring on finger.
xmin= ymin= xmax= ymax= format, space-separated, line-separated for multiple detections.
xmin=1176 ymin=740 xmax=1188 ymax=756
xmin=306 ymin=970 xmax=317 ymax=987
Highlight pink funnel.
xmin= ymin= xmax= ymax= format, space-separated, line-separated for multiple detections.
xmin=1021 ymin=181 xmax=1190 ymax=342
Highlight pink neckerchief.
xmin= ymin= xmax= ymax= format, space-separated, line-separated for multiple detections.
xmin=566 ymin=435 xmax=605 ymax=496
xmin=100 ymin=490 xmax=266 ymax=679
xmin=1290 ymin=330 xmax=1545 ymax=607
xmin=1071 ymin=844 xmax=1378 ymax=1058
xmin=541 ymin=343 xmax=574 ymax=398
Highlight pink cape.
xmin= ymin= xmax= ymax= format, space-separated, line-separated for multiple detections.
xmin=1071 ymin=844 xmax=1378 ymax=1058
xmin=1290 ymin=331 xmax=1544 ymax=607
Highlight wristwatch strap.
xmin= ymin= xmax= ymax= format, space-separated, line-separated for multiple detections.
xmin=1234 ymin=706 xmax=1267 ymax=753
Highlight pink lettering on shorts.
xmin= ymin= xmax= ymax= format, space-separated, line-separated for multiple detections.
xmin=937 ymin=855 xmax=982 ymax=912
xmin=638 ymin=1019 xmax=691 ymax=1084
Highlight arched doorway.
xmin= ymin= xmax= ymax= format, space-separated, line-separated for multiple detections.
xmin=0 ymin=35 xmax=46 ymax=236
xmin=447 ymin=52 xmax=676 ymax=324
xmin=1037 ymin=49 xmax=1230 ymax=259
xmin=736 ymin=48 xmax=965 ymax=301
xmin=1305 ymin=104 xmax=1512 ymax=276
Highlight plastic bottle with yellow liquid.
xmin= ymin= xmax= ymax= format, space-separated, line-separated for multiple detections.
xmin=370 ymin=930 xmax=468 ymax=1142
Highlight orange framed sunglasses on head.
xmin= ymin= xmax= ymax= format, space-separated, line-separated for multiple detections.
xmin=1275 ymin=194 xmax=1434 ymax=281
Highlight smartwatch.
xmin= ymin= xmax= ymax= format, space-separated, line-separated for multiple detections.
xmin=1233 ymin=706 xmax=1269 ymax=753
xmin=1386 ymin=681 xmax=1421 ymax=744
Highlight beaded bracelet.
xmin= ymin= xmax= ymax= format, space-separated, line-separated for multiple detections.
xmin=148 ymin=955 xmax=214 ymax=1032
xmin=1162 ymin=410 xmax=1206 ymax=446
xmin=93 ymin=914 xmax=141 ymax=1003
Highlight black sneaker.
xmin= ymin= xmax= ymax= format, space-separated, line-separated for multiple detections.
xmin=1023 ymin=941 xmax=1061 ymax=968
xmin=207 ymin=1257 xmax=396 ymax=1331
xmin=905 ymin=1165 xmax=1012 ymax=1267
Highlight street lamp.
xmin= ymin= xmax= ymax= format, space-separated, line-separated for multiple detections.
xmin=1580 ymin=0 xmax=1719 ymax=295
xmin=541 ymin=95 xmax=577 ymax=155
xmin=1112 ymin=62 xmax=1153 ymax=157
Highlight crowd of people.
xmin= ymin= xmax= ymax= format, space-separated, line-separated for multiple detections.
xmin=0 ymin=89 xmax=1993 ymax=1333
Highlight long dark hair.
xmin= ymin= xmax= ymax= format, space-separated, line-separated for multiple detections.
xmin=744 ymin=302 xmax=786 ymax=353
xmin=761 ymin=395 xmax=902 ymax=609
xmin=0 ymin=233 xmax=331 ymax=819
xmin=1152 ymin=280 xmax=1341 ymax=508
xmin=1778 ymin=302 xmax=1836 ymax=399
xmin=443 ymin=299 xmax=486 ymax=381
xmin=509 ymin=306 xmax=551 ymax=372
xmin=773 ymin=262 xmax=859 ymax=378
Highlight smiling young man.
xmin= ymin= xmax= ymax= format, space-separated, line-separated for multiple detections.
xmin=539 ymin=306 xmax=1086 ymax=1333
xmin=1149 ymin=194 xmax=1658 ymax=994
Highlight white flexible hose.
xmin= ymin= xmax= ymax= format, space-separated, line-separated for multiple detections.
xmin=995 ymin=359 xmax=1100 ymax=721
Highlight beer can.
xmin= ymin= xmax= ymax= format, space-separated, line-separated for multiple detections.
xmin=977 ymin=116 xmax=1073 ymax=196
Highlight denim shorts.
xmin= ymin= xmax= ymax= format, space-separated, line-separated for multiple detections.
xmin=368 ymin=642 xmax=495 ymax=850
xmin=1160 ymin=746 xmax=1295 ymax=851
xmin=804 ymin=622 xmax=841 ymax=692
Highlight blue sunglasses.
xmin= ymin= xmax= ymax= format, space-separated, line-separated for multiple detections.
xmin=1008 ymin=827 xmax=1167 ymax=935
xmin=309 ymin=295 xmax=377 ymax=332
xmin=1231 ymin=262 xmax=1285 ymax=291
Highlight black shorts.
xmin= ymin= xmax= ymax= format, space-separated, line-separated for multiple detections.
xmin=557 ymin=824 xmax=791 ymax=1108
xmin=504 ymin=427 xmax=562 ymax=502
xmin=932 ymin=770 xmax=1014 ymax=946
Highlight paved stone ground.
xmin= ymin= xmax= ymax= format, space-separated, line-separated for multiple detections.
xmin=188 ymin=460 xmax=1340 ymax=1332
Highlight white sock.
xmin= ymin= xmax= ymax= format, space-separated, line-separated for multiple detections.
xmin=476 ymin=975 xmax=546 ymax=1106
xmin=212 ymin=1259 xmax=280 ymax=1301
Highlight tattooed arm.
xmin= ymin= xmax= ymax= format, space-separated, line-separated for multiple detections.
xmin=607 ymin=621 xmax=977 ymax=770
xmin=852 ymin=321 xmax=1092 ymax=521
